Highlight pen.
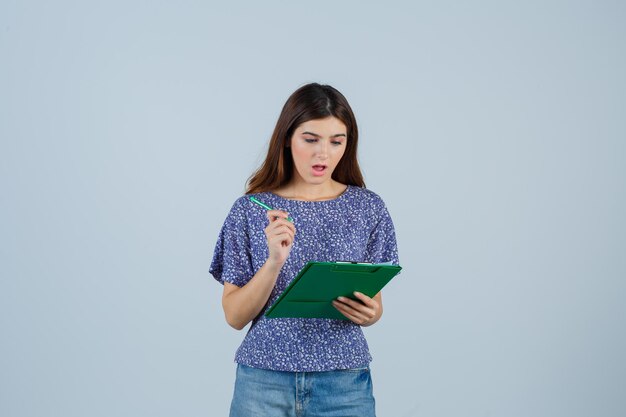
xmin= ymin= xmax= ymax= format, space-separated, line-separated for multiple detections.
xmin=249 ymin=196 xmax=294 ymax=222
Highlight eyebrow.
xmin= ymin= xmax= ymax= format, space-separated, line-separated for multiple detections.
xmin=301 ymin=131 xmax=346 ymax=138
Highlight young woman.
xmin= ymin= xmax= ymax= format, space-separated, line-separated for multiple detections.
xmin=209 ymin=83 xmax=399 ymax=417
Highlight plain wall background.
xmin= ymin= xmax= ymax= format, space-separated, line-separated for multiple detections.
xmin=1 ymin=1 xmax=625 ymax=416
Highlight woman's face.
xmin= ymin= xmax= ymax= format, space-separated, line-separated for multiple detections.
xmin=288 ymin=116 xmax=348 ymax=186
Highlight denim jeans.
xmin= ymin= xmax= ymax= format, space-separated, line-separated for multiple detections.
xmin=229 ymin=363 xmax=376 ymax=417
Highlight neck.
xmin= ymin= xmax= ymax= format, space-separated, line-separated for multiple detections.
xmin=278 ymin=179 xmax=347 ymax=201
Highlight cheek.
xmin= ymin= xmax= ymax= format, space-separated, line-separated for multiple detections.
xmin=332 ymin=146 xmax=347 ymax=162
xmin=290 ymin=145 xmax=308 ymax=163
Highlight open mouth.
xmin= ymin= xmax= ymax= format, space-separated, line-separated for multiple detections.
xmin=312 ymin=164 xmax=327 ymax=173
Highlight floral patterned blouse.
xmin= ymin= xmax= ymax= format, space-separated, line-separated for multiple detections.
xmin=209 ymin=185 xmax=399 ymax=372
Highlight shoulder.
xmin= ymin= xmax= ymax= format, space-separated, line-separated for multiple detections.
xmin=342 ymin=186 xmax=394 ymax=226
xmin=226 ymin=195 xmax=251 ymax=214
xmin=347 ymin=186 xmax=387 ymax=209
xmin=224 ymin=193 xmax=274 ymax=226
xmin=221 ymin=195 xmax=255 ymax=228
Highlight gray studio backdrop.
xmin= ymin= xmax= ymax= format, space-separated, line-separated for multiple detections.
xmin=1 ymin=1 xmax=625 ymax=416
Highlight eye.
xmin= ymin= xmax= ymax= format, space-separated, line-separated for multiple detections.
xmin=304 ymin=138 xmax=317 ymax=143
xmin=331 ymin=141 xmax=343 ymax=146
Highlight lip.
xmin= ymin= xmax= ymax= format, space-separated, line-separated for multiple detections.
xmin=311 ymin=164 xmax=327 ymax=177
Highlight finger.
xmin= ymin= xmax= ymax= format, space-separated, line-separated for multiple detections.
xmin=270 ymin=216 xmax=295 ymax=230
xmin=270 ymin=228 xmax=295 ymax=246
xmin=334 ymin=298 xmax=375 ymax=321
xmin=352 ymin=292 xmax=376 ymax=308
xmin=266 ymin=210 xmax=290 ymax=222
xmin=275 ymin=230 xmax=294 ymax=246
xmin=266 ymin=219 xmax=296 ymax=236
xmin=270 ymin=231 xmax=296 ymax=248
xmin=332 ymin=300 xmax=371 ymax=324
xmin=331 ymin=300 xmax=359 ymax=320
xmin=270 ymin=220 xmax=296 ymax=235
xmin=336 ymin=296 xmax=373 ymax=312
xmin=267 ymin=224 xmax=295 ymax=240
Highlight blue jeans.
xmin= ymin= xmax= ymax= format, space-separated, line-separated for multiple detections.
xmin=229 ymin=363 xmax=376 ymax=417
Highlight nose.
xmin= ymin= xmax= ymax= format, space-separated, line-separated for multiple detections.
xmin=316 ymin=140 xmax=329 ymax=160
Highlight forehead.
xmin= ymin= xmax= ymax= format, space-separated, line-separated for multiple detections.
xmin=295 ymin=116 xmax=347 ymax=134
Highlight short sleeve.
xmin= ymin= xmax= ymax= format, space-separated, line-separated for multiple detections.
xmin=364 ymin=200 xmax=400 ymax=266
xmin=209 ymin=197 xmax=255 ymax=287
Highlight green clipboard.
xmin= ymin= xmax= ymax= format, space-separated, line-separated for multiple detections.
xmin=265 ymin=261 xmax=402 ymax=320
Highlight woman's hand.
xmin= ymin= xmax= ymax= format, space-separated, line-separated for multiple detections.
xmin=332 ymin=292 xmax=383 ymax=327
xmin=264 ymin=210 xmax=296 ymax=267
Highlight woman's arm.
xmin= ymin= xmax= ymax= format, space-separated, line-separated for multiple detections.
xmin=222 ymin=210 xmax=295 ymax=330
xmin=222 ymin=261 xmax=282 ymax=330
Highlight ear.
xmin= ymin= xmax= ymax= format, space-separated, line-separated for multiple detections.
xmin=285 ymin=137 xmax=291 ymax=148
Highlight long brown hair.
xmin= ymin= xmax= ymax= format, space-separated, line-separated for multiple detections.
xmin=246 ymin=83 xmax=365 ymax=194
